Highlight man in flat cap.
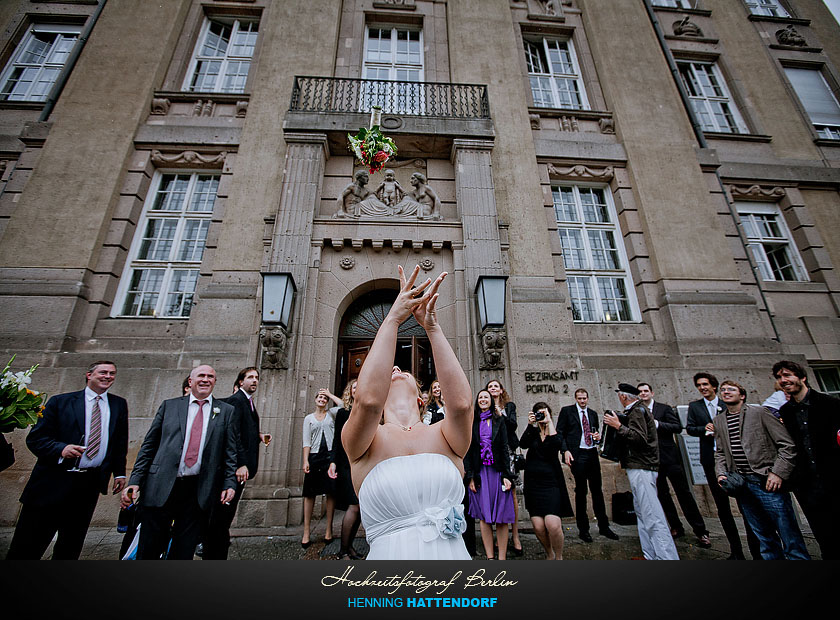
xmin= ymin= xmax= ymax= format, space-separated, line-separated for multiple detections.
xmin=604 ymin=383 xmax=679 ymax=560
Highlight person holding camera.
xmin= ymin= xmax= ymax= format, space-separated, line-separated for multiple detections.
xmin=519 ymin=402 xmax=573 ymax=560
xmin=604 ymin=383 xmax=678 ymax=560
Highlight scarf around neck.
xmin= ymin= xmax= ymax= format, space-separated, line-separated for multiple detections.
xmin=479 ymin=409 xmax=494 ymax=466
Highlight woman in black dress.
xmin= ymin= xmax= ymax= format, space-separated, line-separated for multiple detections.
xmin=328 ymin=380 xmax=363 ymax=559
xmin=520 ymin=401 xmax=573 ymax=560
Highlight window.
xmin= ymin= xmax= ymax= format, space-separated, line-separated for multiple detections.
xmin=115 ymin=172 xmax=220 ymax=318
xmin=0 ymin=24 xmax=80 ymax=102
xmin=736 ymin=202 xmax=807 ymax=282
xmin=362 ymin=27 xmax=423 ymax=114
xmin=524 ymin=38 xmax=588 ymax=110
xmin=184 ymin=17 xmax=259 ymax=93
xmin=678 ymin=61 xmax=747 ymax=134
xmin=652 ymin=0 xmax=693 ymax=7
xmin=745 ymin=0 xmax=789 ymax=17
xmin=784 ymin=67 xmax=840 ymax=140
xmin=813 ymin=366 xmax=840 ymax=396
xmin=553 ymin=185 xmax=637 ymax=322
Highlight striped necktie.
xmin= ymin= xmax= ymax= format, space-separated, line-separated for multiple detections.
xmin=87 ymin=395 xmax=102 ymax=458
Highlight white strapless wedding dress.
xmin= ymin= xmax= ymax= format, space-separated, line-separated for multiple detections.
xmin=359 ymin=453 xmax=471 ymax=560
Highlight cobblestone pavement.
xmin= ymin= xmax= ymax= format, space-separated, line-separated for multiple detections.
xmin=0 ymin=513 xmax=822 ymax=560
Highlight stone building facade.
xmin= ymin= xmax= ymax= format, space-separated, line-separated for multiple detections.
xmin=0 ymin=0 xmax=838 ymax=528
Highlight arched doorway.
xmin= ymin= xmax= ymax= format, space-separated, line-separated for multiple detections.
xmin=336 ymin=289 xmax=435 ymax=394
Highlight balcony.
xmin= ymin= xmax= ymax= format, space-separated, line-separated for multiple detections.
xmin=290 ymin=76 xmax=490 ymax=118
xmin=285 ymin=77 xmax=494 ymax=156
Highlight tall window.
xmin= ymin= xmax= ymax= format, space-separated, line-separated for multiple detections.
xmin=0 ymin=24 xmax=80 ymax=101
xmin=553 ymin=185 xmax=637 ymax=322
xmin=736 ymin=202 xmax=807 ymax=282
xmin=184 ymin=17 xmax=259 ymax=93
xmin=115 ymin=173 xmax=220 ymax=318
xmin=745 ymin=0 xmax=789 ymax=17
xmin=678 ymin=61 xmax=746 ymax=134
xmin=652 ymin=0 xmax=693 ymax=7
xmin=362 ymin=27 xmax=423 ymax=114
xmin=524 ymin=38 xmax=588 ymax=110
xmin=784 ymin=67 xmax=840 ymax=140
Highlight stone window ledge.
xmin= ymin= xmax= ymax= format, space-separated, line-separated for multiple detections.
xmin=747 ymin=15 xmax=810 ymax=26
xmin=651 ymin=6 xmax=712 ymax=17
xmin=704 ymin=132 xmax=772 ymax=143
xmin=760 ymin=280 xmax=827 ymax=293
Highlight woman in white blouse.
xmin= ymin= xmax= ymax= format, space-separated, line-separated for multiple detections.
xmin=301 ymin=389 xmax=337 ymax=548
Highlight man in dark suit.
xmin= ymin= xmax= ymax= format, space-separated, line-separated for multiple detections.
xmin=558 ymin=388 xmax=618 ymax=542
xmin=203 ymin=366 xmax=270 ymax=560
xmin=637 ymin=382 xmax=710 ymax=548
xmin=122 ymin=364 xmax=237 ymax=560
xmin=6 ymin=361 xmax=129 ymax=560
xmin=774 ymin=360 xmax=840 ymax=560
xmin=686 ymin=371 xmax=760 ymax=560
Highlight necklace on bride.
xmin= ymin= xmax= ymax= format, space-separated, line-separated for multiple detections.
xmin=385 ymin=421 xmax=413 ymax=431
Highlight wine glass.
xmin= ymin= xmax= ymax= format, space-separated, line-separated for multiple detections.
xmin=67 ymin=433 xmax=87 ymax=472
xmin=262 ymin=433 xmax=272 ymax=454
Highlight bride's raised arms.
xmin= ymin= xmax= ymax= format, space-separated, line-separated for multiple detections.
xmin=342 ymin=265 xmax=433 ymax=462
xmin=410 ymin=272 xmax=472 ymax=458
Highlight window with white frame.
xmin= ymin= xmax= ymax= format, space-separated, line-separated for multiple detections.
xmin=524 ymin=37 xmax=588 ymax=110
xmin=0 ymin=24 xmax=81 ymax=102
xmin=784 ymin=67 xmax=840 ymax=140
xmin=553 ymin=185 xmax=637 ymax=322
xmin=813 ymin=366 xmax=840 ymax=396
xmin=184 ymin=17 xmax=259 ymax=93
xmin=745 ymin=0 xmax=789 ymax=17
xmin=652 ymin=0 xmax=693 ymax=8
xmin=736 ymin=202 xmax=807 ymax=282
xmin=115 ymin=172 xmax=220 ymax=318
xmin=362 ymin=27 xmax=423 ymax=114
xmin=678 ymin=61 xmax=747 ymax=134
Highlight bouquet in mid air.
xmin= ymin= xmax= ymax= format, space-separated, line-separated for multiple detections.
xmin=348 ymin=106 xmax=398 ymax=174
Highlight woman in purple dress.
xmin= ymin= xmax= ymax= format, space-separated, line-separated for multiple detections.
xmin=465 ymin=389 xmax=516 ymax=559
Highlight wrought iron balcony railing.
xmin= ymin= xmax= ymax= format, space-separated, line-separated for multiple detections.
xmin=290 ymin=76 xmax=490 ymax=119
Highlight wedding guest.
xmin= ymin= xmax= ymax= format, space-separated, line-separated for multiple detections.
xmin=328 ymin=381 xmax=363 ymax=559
xmin=421 ymin=391 xmax=432 ymax=425
xmin=486 ymin=379 xmax=522 ymax=556
xmin=301 ymin=389 xmax=337 ymax=547
xmin=466 ymin=389 xmax=516 ymax=560
xmin=7 ymin=361 xmax=128 ymax=560
xmin=520 ymin=402 xmax=573 ymax=560
xmin=427 ymin=379 xmax=446 ymax=425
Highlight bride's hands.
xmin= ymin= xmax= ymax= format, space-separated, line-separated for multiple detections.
xmin=412 ymin=271 xmax=446 ymax=332
xmin=387 ymin=265 xmax=432 ymax=325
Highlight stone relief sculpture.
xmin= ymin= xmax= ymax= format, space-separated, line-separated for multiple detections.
xmin=260 ymin=326 xmax=289 ymax=369
xmin=374 ymin=169 xmax=406 ymax=207
xmin=334 ymin=170 xmax=443 ymax=220
xmin=775 ymin=25 xmax=806 ymax=47
xmin=673 ymin=16 xmax=703 ymax=38
xmin=479 ymin=329 xmax=507 ymax=370
xmin=540 ymin=0 xmax=561 ymax=16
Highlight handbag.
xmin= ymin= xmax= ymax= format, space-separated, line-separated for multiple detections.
xmin=513 ymin=449 xmax=526 ymax=473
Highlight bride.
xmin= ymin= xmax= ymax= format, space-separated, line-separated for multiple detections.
xmin=342 ymin=265 xmax=473 ymax=560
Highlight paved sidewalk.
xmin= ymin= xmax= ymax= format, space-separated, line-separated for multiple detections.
xmin=0 ymin=513 xmax=822 ymax=560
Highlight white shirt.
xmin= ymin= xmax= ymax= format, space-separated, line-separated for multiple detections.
xmin=179 ymin=394 xmax=213 ymax=477
xmin=578 ymin=407 xmax=595 ymax=450
xmin=78 ymin=387 xmax=111 ymax=470
xmin=705 ymin=396 xmax=720 ymax=419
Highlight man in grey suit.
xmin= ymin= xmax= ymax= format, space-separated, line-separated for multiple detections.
xmin=122 ymin=365 xmax=237 ymax=560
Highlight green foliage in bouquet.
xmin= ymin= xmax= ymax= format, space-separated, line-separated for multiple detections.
xmin=348 ymin=122 xmax=398 ymax=175
xmin=0 ymin=355 xmax=46 ymax=433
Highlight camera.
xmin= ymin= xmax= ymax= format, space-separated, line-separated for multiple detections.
xmin=534 ymin=411 xmax=545 ymax=422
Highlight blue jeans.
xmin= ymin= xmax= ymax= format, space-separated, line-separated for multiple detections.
xmin=736 ymin=475 xmax=810 ymax=560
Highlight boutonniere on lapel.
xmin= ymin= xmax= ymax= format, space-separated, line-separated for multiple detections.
xmin=212 ymin=406 xmax=220 ymax=420
xmin=716 ymin=406 xmax=724 ymax=414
